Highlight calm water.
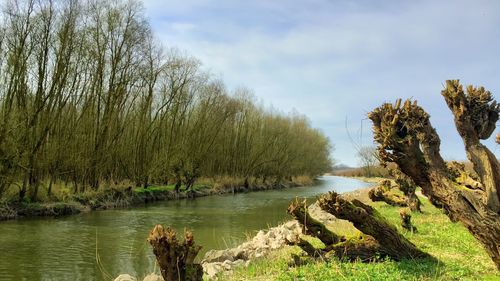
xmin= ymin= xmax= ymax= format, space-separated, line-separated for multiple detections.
xmin=0 ymin=176 xmax=371 ymax=281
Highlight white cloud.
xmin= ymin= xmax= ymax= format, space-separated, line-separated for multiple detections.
xmin=142 ymin=0 xmax=500 ymax=165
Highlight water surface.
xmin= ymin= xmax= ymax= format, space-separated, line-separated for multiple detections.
xmin=0 ymin=176 xmax=372 ymax=280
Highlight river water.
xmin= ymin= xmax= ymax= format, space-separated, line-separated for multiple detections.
xmin=0 ymin=176 xmax=371 ymax=280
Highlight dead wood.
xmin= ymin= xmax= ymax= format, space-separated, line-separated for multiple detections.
xmin=368 ymin=179 xmax=408 ymax=207
xmin=391 ymin=169 xmax=422 ymax=212
xmin=400 ymin=209 xmax=417 ymax=233
xmin=287 ymin=198 xmax=341 ymax=245
xmin=148 ymin=225 xmax=203 ymax=281
xmin=318 ymin=192 xmax=429 ymax=260
xmin=287 ymin=194 xmax=431 ymax=262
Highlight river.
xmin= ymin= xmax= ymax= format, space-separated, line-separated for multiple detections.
xmin=0 ymin=176 xmax=372 ymax=280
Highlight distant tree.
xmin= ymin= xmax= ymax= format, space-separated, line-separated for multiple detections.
xmin=0 ymin=0 xmax=333 ymax=202
xmin=356 ymin=146 xmax=379 ymax=177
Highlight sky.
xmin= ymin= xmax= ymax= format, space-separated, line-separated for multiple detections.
xmin=141 ymin=0 xmax=500 ymax=167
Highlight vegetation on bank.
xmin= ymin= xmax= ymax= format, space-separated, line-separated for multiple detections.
xmin=0 ymin=0 xmax=332 ymax=204
xmin=333 ymin=165 xmax=390 ymax=178
xmin=0 ymin=175 xmax=312 ymax=220
xmin=226 ymin=195 xmax=499 ymax=281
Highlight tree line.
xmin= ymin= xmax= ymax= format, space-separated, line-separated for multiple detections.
xmin=0 ymin=0 xmax=332 ymax=202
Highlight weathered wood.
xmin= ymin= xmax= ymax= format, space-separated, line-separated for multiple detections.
xmin=318 ymin=192 xmax=430 ymax=260
xmin=391 ymin=169 xmax=422 ymax=212
xmin=325 ymin=235 xmax=386 ymax=262
xmin=287 ymin=198 xmax=341 ymax=245
xmin=295 ymin=237 xmax=323 ymax=257
xmin=368 ymin=179 xmax=408 ymax=207
xmin=368 ymin=81 xmax=500 ymax=269
xmin=288 ymin=195 xmax=431 ymax=262
xmin=442 ymin=82 xmax=500 ymax=212
xmin=148 ymin=225 xmax=203 ymax=281
xmin=399 ymin=209 xmax=417 ymax=233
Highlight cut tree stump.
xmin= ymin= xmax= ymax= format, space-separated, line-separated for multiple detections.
xmin=318 ymin=192 xmax=429 ymax=260
xmin=148 ymin=225 xmax=203 ymax=281
xmin=400 ymin=209 xmax=417 ymax=233
xmin=368 ymin=179 xmax=408 ymax=207
xmin=287 ymin=198 xmax=340 ymax=245
xmin=287 ymin=194 xmax=431 ymax=262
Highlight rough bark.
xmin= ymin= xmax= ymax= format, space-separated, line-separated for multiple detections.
xmin=287 ymin=198 xmax=341 ymax=245
xmin=368 ymin=179 xmax=408 ymax=207
xmin=368 ymin=80 xmax=500 ymax=269
xmin=148 ymin=225 xmax=203 ymax=281
xmin=400 ymin=209 xmax=417 ymax=233
xmin=325 ymin=235 xmax=385 ymax=262
xmin=318 ymin=192 xmax=430 ymax=260
xmin=287 ymin=194 xmax=431 ymax=262
xmin=442 ymin=81 xmax=500 ymax=212
xmin=391 ymin=169 xmax=422 ymax=212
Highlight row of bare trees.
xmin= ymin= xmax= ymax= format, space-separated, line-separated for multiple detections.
xmin=0 ymin=0 xmax=332 ymax=202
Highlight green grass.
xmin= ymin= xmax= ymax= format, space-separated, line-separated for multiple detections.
xmin=133 ymin=184 xmax=211 ymax=194
xmin=225 ymin=197 xmax=499 ymax=281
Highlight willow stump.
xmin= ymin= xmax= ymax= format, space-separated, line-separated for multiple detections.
xmin=368 ymin=80 xmax=500 ymax=269
xmin=148 ymin=225 xmax=203 ymax=281
xmin=287 ymin=193 xmax=430 ymax=262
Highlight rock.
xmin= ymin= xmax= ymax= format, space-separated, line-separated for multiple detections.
xmin=203 ymin=249 xmax=235 ymax=263
xmin=201 ymin=221 xmax=303 ymax=279
xmin=114 ymin=274 xmax=137 ymax=281
xmin=233 ymin=247 xmax=248 ymax=260
xmin=231 ymin=259 xmax=245 ymax=268
xmin=142 ymin=273 xmax=163 ymax=281
xmin=222 ymin=260 xmax=232 ymax=270
xmin=203 ymin=262 xmax=223 ymax=279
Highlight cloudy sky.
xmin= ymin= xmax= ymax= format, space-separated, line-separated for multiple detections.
xmin=141 ymin=0 xmax=499 ymax=166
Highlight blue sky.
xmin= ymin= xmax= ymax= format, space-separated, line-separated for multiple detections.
xmin=141 ymin=0 xmax=500 ymax=167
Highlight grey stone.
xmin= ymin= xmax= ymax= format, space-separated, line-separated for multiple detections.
xmin=114 ymin=274 xmax=137 ymax=281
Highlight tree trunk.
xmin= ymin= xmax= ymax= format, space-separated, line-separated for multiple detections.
xmin=148 ymin=225 xmax=203 ymax=281
xmin=287 ymin=198 xmax=340 ymax=245
xmin=368 ymin=179 xmax=408 ymax=207
xmin=318 ymin=192 xmax=430 ymax=260
xmin=368 ymin=80 xmax=500 ymax=269
xmin=287 ymin=194 xmax=431 ymax=262
xmin=400 ymin=209 xmax=417 ymax=233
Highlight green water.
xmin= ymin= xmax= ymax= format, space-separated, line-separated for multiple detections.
xmin=0 ymin=176 xmax=372 ymax=280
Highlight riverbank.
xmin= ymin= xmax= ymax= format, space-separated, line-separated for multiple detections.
xmin=223 ymin=189 xmax=498 ymax=280
xmin=0 ymin=176 xmax=314 ymax=221
xmin=113 ymin=178 xmax=496 ymax=280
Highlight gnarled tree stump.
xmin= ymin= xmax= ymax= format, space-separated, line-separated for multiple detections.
xmin=148 ymin=225 xmax=203 ymax=281
xmin=368 ymin=179 xmax=408 ymax=207
xmin=287 ymin=193 xmax=430 ymax=262
xmin=287 ymin=198 xmax=340 ymax=245
xmin=391 ymin=169 xmax=422 ymax=212
xmin=400 ymin=209 xmax=417 ymax=233
xmin=368 ymin=80 xmax=500 ymax=269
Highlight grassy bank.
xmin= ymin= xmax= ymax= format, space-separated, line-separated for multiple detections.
xmin=225 ymin=191 xmax=499 ymax=281
xmin=0 ymin=176 xmax=314 ymax=221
